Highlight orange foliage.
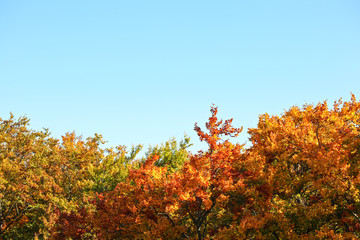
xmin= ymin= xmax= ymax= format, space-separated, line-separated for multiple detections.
xmin=2 ymin=95 xmax=360 ymax=239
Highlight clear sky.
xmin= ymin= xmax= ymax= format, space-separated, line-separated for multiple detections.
xmin=1 ymin=1 xmax=359 ymax=153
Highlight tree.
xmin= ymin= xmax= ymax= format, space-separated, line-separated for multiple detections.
xmin=247 ymin=94 xmax=360 ymax=238
xmin=165 ymin=106 xmax=243 ymax=239
xmin=88 ymin=106 xmax=245 ymax=239
xmin=0 ymin=114 xmax=58 ymax=239
xmin=51 ymin=143 xmax=142 ymax=239
xmin=92 ymin=154 xmax=178 ymax=239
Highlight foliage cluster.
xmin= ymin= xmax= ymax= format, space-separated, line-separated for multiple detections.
xmin=1 ymin=95 xmax=360 ymax=239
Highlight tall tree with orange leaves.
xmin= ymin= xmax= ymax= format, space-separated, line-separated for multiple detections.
xmin=87 ymin=106 xmax=245 ymax=239
xmin=166 ymin=106 xmax=244 ymax=239
xmin=245 ymin=94 xmax=360 ymax=239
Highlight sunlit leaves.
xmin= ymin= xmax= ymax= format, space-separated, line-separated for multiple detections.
xmin=247 ymin=94 xmax=360 ymax=238
xmin=2 ymin=95 xmax=360 ymax=239
xmin=0 ymin=115 xmax=58 ymax=239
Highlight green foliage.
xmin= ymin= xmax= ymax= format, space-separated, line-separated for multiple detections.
xmin=144 ymin=135 xmax=192 ymax=171
xmin=90 ymin=144 xmax=142 ymax=193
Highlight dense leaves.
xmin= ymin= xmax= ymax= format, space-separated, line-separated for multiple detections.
xmin=247 ymin=95 xmax=360 ymax=239
xmin=0 ymin=115 xmax=58 ymax=239
xmin=1 ymin=95 xmax=360 ymax=239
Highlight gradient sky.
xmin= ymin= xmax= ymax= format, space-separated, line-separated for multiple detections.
xmin=1 ymin=1 xmax=359 ymax=153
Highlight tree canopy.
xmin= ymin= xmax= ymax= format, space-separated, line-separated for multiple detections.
xmin=1 ymin=95 xmax=360 ymax=239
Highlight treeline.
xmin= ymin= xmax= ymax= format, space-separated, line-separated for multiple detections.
xmin=1 ymin=95 xmax=360 ymax=239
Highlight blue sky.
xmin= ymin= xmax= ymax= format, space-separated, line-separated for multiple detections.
xmin=1 ymin=1 xmax=359 ymax=153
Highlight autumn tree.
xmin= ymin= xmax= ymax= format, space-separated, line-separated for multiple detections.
xmin=87 ymin=107 xmax=245 ymax=240
xmin=247 ymin=94 xmax=360 ymax=239
xmin=0 ymin=114 xmax=59 ymax=239
xmin=90 ymin=154 xmax=181 ymax=239
xmin=165 ymin=106 xmax=244 ymax=239
xmin=51 ymin=143 xmax=142 ymax=239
